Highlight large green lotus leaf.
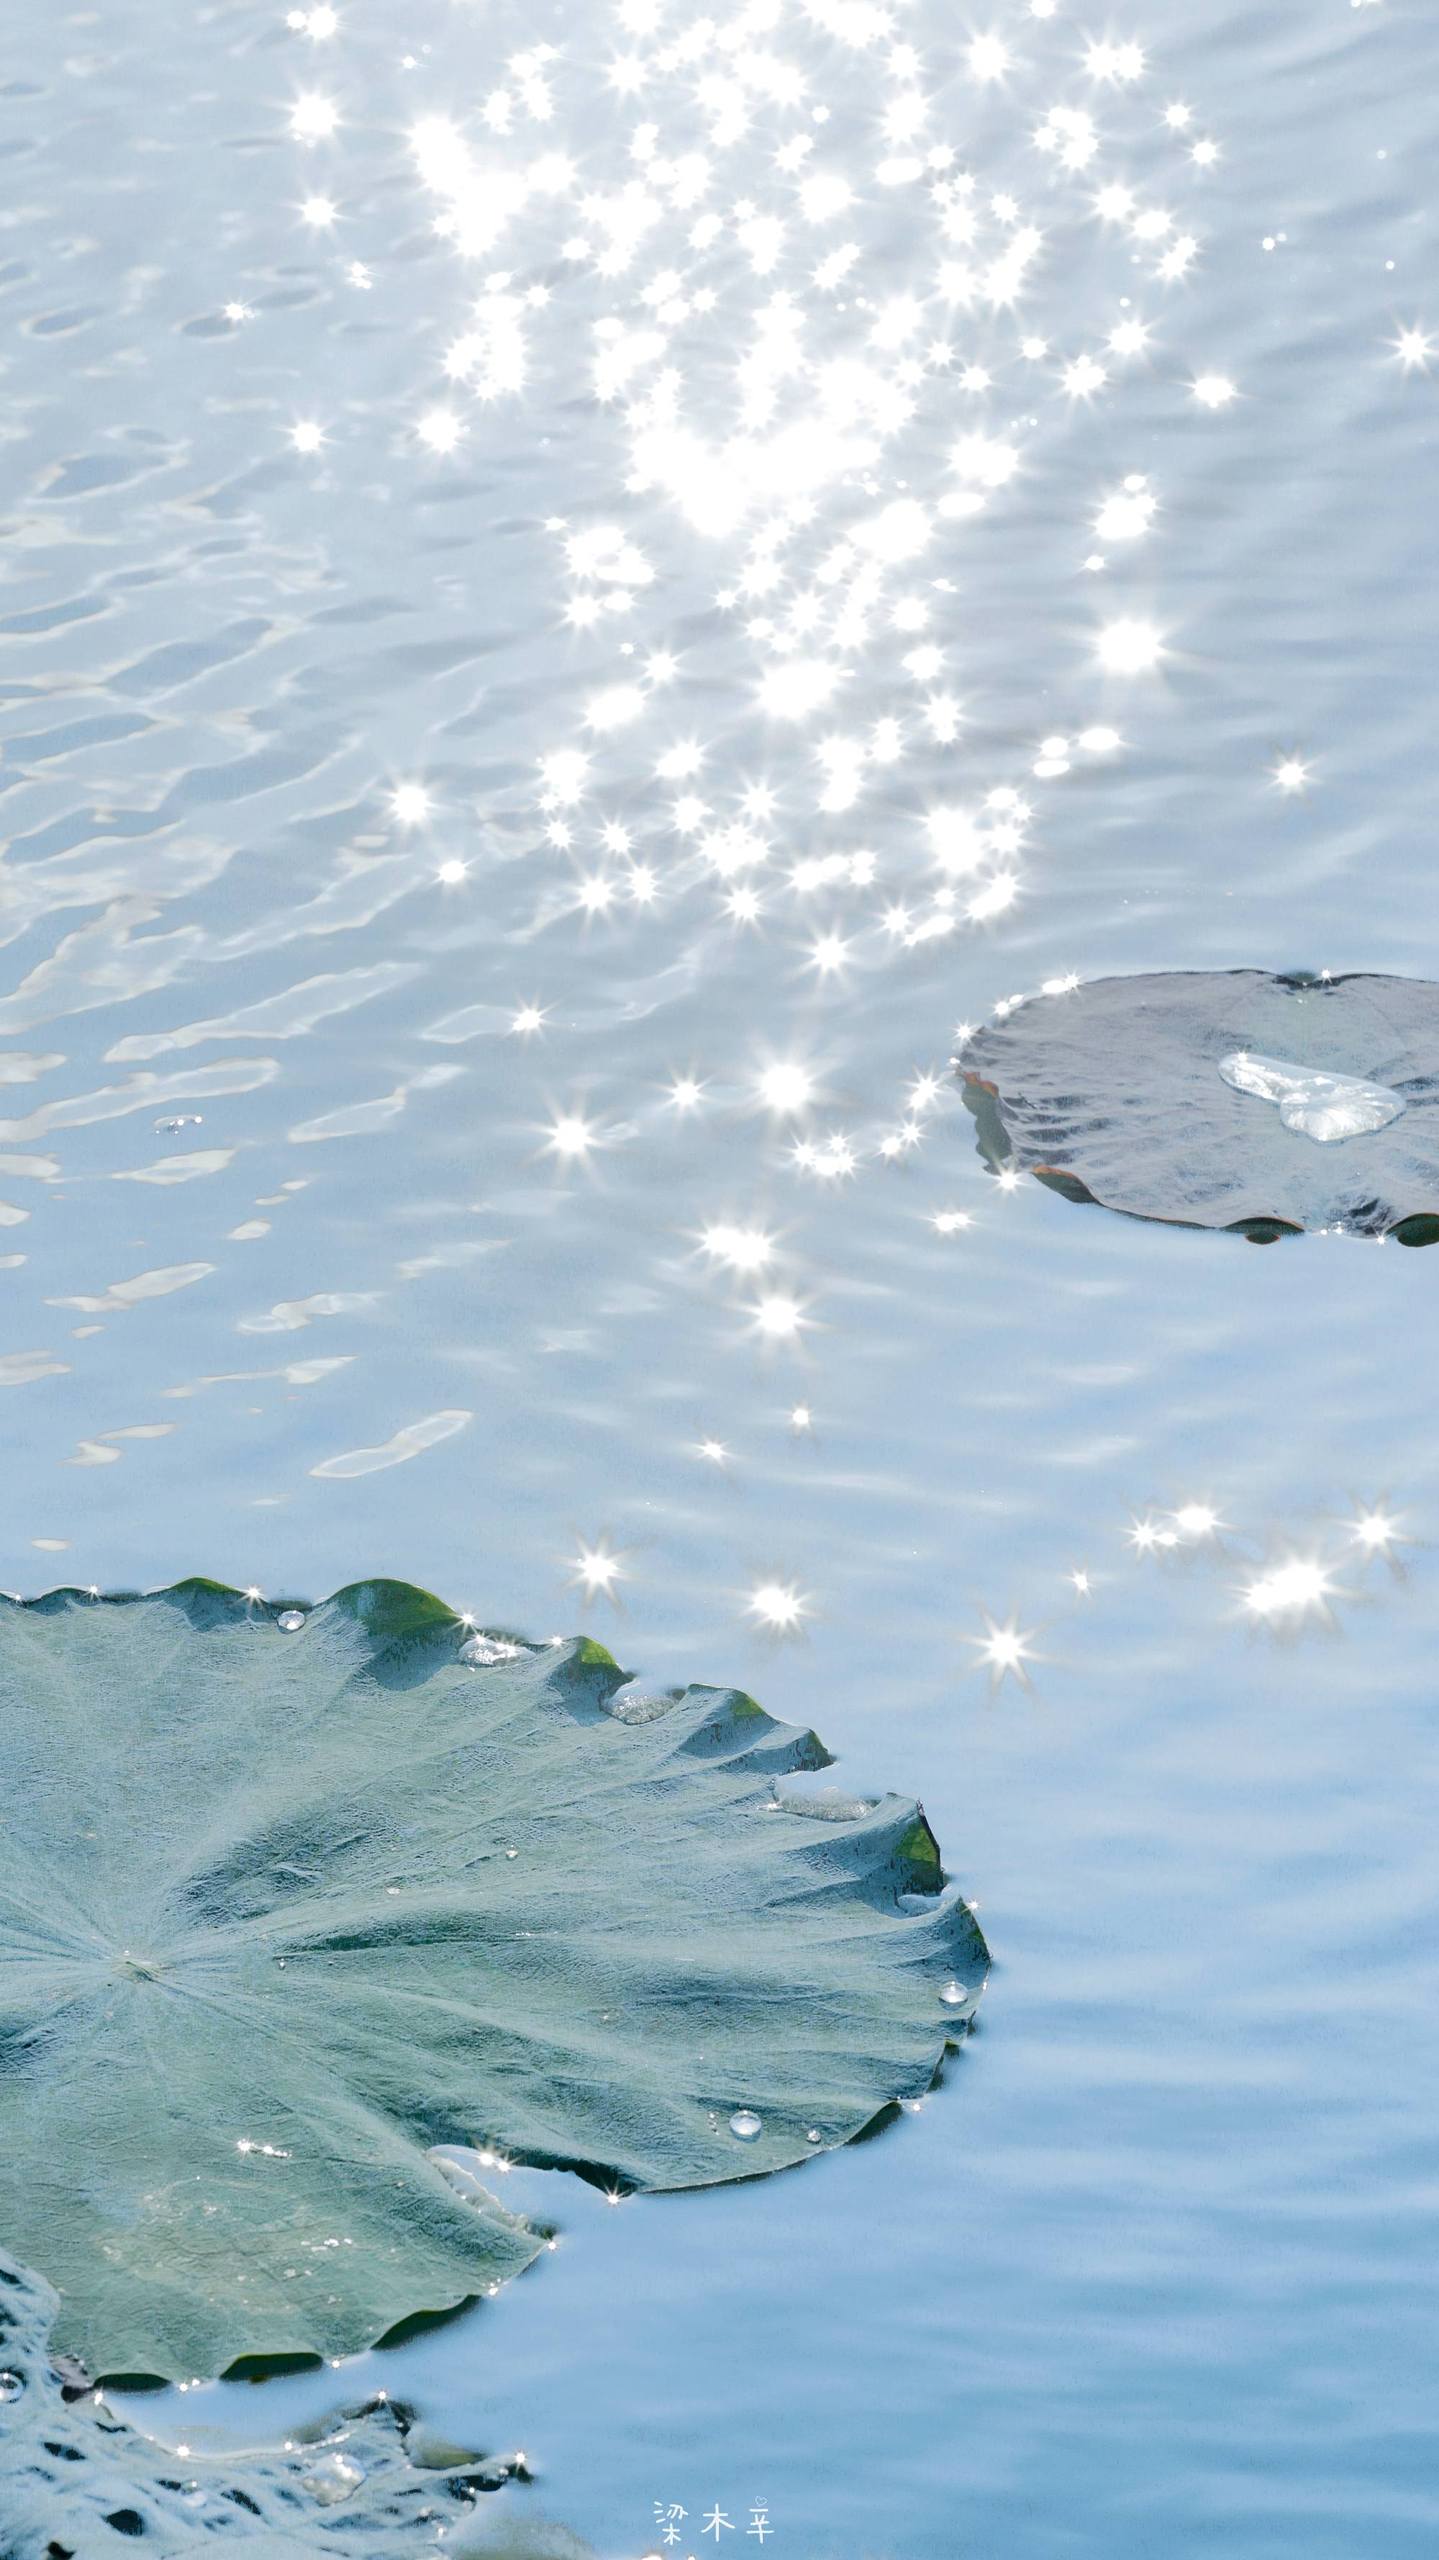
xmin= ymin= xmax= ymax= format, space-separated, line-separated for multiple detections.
xmin=0 ymin=1580 xmax=986 ymax=2384
xmin=959 ymin=968 xmax=1439 ymax=1240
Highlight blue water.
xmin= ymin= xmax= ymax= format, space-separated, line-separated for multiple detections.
xmin=4 ymin=0 xmax=1439 ymax=2551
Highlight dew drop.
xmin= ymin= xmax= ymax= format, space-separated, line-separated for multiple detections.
xmin=1218 ymin=1049 xmax=1405 ymax=1142
xmin=939 ymin=1980 xmax=971 ymax=2009
xmin=153 ymin=1114 xmax=204 ymax=1134
xmin=729 ymin=2108 xmax=763 ymax=2142
xmin=806 ymin=2128 xmax=822 ymax=2145
xmin=300 ymin=2450 xmax=365 ymax=2505
xmin=278 ymin=1610 xmax=305 ymax=1632
xmin=461 ymin=1633 xmax=525 ymax=1666
xmin=0 ymin=2370 xmax=22 ymax=2402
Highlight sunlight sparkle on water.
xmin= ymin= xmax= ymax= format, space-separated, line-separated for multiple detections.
xmin=1129 ymin=1518 xmax=1179 ymax=1554
xmin=1349 ymin=1506 xmax=1403 ymax=1554
xmin=1095 ymin=478 xmax=1155 ymax=541
xmin=1392 ymin=325 xmax=1435 ymax=371
xmin=757 ymin=1062 xmax=815 ymax=1114
xmin=748 ymin=1581 xmax=808 ymax=1632
xmin=290 ymin=91 xmax=339 ymax=140
xmin=254 ymin=0 xmax=1283 ymax=1743
xmin=1097 ymin=617 xmax=1164 ymax=673
xmin=966 ymin=1613 xmax=1036 ymax=1690
xmin=1243 ymin=1559 xmax=1336 ymax=1623
xmin=1086 ymin=39 xmax=1146 ymax=81
xmin=572 ymin=1542 xmax=625 ymax=1598
xmin=700 ymin=1224 xmax=774 ymax=1276
xmin=418 ymin=407 xmax=464 ymax=454
xmin=726 ymin=887 xmax=764 ymax=925
xmin=546 ymin=1113 xmax=596 ymax=1162
xmin=750 ymin=1292 xmax=806 ymax=1343
xmin=967 ymin=35 xmax=1011 ymax=82
xmin=762 ymin=659 xmax=845 ymax=720
xmin=585 ymin=683 xmax=647 ymax=733
xmin=538 ymin=748 xmax=589 ymax=807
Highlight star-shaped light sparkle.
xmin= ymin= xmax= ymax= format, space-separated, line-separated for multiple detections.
xmin=964 ymin=1610 xmax=1037 ymax=1690
xmin=747 ymin=1579 xmax=808 ymax=1633
xmin=1392 ymin=325 xmax=1436 ymax=372
xmin=1347 ymin=1504 xmax=1405 ymax=1556
xmin=570 ymin=1540 xmax=626 ymax=1599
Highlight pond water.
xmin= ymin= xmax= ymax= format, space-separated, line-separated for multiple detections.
xmin=4 ymin=0 xmax=1439 ymax=2554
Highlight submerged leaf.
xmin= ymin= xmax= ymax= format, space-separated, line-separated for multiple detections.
xmin=0 ymin=2247 xmax=542 ymax=2556
xmin=0 ymin=1580 xmax=986 ymax=2382
xmin=959 ymin=969 xmax=1439 ymax=1239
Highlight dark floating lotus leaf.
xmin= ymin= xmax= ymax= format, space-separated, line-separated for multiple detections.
xmin=0 ymin=1579 xmax=986 ymax=2383
xmin=958 ymin=969 xmax=1439 ymax=1241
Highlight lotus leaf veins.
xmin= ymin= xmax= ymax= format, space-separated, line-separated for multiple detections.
xmin=0 ymin=1580 xmax=986 ymax=2382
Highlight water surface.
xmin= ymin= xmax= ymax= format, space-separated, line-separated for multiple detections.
xmin=4 ymin=1 xmax=1439 ymax=2552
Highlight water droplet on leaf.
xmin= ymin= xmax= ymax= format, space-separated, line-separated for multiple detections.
xmin=1218 ymin=1050 xmax=1404 ymax=1142
xmin=300 ymin=2449 xmax=365 ymax=2505
xmin=461 ymin=1633 xmax=525 ymax=1666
